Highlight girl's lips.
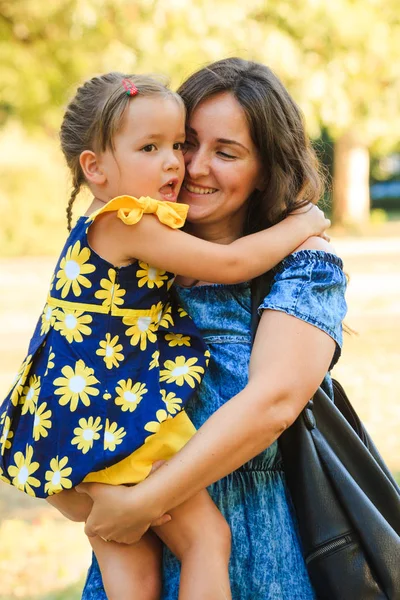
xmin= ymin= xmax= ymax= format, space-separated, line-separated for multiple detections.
xmin=159 ymin=180 xmax=179 ymax=202
xmin=183 ymin=182 xmax=218 ymax=195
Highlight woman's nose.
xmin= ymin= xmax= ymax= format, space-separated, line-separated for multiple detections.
xmin=185 ymin=148 xmax=210 ymax=179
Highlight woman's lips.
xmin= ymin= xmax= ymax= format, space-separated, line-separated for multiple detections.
xmin=183 ymin=182 xmax=218 ymax=195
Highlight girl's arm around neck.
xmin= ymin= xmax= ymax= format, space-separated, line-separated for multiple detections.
xmin=89 ymin=206 xmax=329 ymax=283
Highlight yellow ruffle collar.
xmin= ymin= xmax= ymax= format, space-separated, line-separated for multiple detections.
xmin=89 ymin=195 xmax=189 ymax=229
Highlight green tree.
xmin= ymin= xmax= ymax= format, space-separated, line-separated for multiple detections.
xmin=1 ymin=0 xmax=399 ymax=234
xmin=251 ymin=0 xmax=400 ymax=225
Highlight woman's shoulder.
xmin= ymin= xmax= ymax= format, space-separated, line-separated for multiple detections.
xmin=294 ymin=236 xmax=337 ymax=255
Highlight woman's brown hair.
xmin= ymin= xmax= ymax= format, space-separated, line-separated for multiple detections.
xmin=60 ymin=72 xmax=183 ymax=231
xmin=177 ymin=58 xmax=324 ymax=234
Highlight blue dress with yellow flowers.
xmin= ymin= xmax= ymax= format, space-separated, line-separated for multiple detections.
xmin=0 ymin=196 xmax=208 ymax=498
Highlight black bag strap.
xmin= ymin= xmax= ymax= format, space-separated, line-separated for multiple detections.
xmin=250 ymin=272 xmax=273 ymax=342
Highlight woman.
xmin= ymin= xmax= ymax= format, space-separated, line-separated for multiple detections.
xmin=80 ymin=57 xmax=347 ymax=599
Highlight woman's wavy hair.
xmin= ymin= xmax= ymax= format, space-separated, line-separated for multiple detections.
xmin=60 ymin=72 xmax=182 ymax=231
xmin=177 ymin=58 xmax=324 ymax=234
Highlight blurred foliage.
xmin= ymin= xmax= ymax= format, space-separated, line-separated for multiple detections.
xmin=0 ymin=0 xmax=399 ymax=253
xmin=0 ymin=515 xmax=89 ymax=599
xmin=1 ymin=0 xmax=399 ymax=145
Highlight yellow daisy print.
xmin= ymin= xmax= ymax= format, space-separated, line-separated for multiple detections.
xmin=33 ymin=402 xmax=52 ymax=441
xmin=95 ymin=269 xmax=126 ymax=309
xmin=205 ymin=349 xmax=211 ymax=367
xmin=53 ymin=360 xmax=99 ymax=412
xmin=114 ymin=379 xmax=147 ymax=413
xmin=71 ymin=416 xmax=102 ymax=454
xmin=166 ymin=277 xmax=175 ymax=291
xmin=0 ymin=410 xmax=6 ymax=425
xmin=44 ymin=349 xmax=55 ymax=376
xmin=8 ymin=444 xmax=40 ymax=497
xmin=165 ymin=333 xmax=191 ymax=347
xmin=40 ymin=303 xmax=57 ymax=335
xmin=20 ymin=375 xmax=41 ymax=415
xmin=136 ymin=262 xmax=168 ymax=289
xmin=149 ymin=350 xmax=160 ymax=370
xmin=154 ymin=302 xmax=174 ymax=329
xmin=160 ymin=356 xmax=205 ymax=389
xmin=0 ymin=416 xmax=13 ymax=455
xmin=54 ymin=310 xmax=93 ymax=343
xmin=178 ymin=307 xmax=188 ymax=318
xmin=123 ymin=314 xmax=157 ymax=351
xmin=9 ymin=355 xmax=32 ymax=407
xmin=104 ymin=419 xmax=126 ymax=451
xmin=144 ymin=409 xmax=171 ymax=436
xmin=161 ymin=390 xmax=182 ymax=415
xmin=44 ymin=456 xmax=73 ymax=495
xmin=96 ymin=334 xmax=124 ymax=369
xmin=0 ymin=466 xmax=10 ymax=484
xmin=55 ymin=240 xmax=95 ymax=298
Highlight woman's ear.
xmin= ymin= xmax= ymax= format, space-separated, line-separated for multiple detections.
xmin=79 ymin=150 xmax=107 ymax=185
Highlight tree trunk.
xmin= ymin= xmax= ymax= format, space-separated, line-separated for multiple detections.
xmin=332 ymin=130 xmax=370 ymax=226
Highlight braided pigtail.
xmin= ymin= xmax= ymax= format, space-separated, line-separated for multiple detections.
xmin=66 ymin=179 xmax=81 ymax=232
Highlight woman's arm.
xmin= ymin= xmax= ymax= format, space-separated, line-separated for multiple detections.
xmin=79 ymin=241 xmax=338 ymax=544
xmin=90 ymin=205 xmax=329 ymax=284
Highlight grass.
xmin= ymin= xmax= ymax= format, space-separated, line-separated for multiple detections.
xmin=0 ymin=226 xmax=399 ymax=598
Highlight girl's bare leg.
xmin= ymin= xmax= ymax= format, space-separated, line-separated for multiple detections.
xmin=154 ymin=489 xmax=232 ymax=600
xmin=47 ymin=488 xmax=162 ymax=600
xmin=91 ymin=531 xmax=162 ymax=600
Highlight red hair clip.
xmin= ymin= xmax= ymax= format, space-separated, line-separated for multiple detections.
xmin=122 ymin=79 xmax=138 ymax=97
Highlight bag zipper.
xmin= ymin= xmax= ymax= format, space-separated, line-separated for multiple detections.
xmin=306 ymin=534 xmax=355 ymax=564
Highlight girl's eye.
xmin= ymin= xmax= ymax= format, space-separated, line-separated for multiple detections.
xmin=173 ymin=142 xmax=185 ymax=151
xmin=141 ymin=144 xmax=157 ymax=152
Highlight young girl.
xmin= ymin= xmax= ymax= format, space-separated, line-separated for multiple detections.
xmin=0 ymin=72 xmax=329 ymax=600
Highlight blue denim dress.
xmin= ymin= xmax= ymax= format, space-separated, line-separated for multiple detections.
xmin=82 ymin=250 xmax=347 ymax=600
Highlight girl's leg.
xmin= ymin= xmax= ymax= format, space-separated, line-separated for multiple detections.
xmin=154 ymin=489 xmax=232 ymax=600
xmin=91 ymin=531 xmax=162 ymax=600
xmin=47 ymin=489 xmax=162 ymax=600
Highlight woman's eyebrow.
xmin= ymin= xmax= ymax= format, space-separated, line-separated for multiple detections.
xmin=187 ymin=127 xmax=249 ymax=153
xmin=216 ymin=138 xmax=249 ymax=153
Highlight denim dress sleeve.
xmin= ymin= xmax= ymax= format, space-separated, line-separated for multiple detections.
xmin=258 ymin=250 xmax=347 ymax=369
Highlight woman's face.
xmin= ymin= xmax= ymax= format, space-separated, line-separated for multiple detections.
xmin=179 ymin=92 xmax=263 ymax=229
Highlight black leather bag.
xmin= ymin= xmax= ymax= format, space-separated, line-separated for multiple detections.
xmin=251 ymin=275 xmax=400 ymax=600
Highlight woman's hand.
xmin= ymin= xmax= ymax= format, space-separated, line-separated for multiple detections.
xmin=76 ymin=482 xmax=171 ymax=545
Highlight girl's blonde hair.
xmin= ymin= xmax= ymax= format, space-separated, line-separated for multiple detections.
xmin=60 ymin=72 xmax=183 ymax=231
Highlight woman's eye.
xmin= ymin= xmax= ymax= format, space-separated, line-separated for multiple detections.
xmin=141 ymin=144 xmax=157 ymax=152
xmin=218 ymin=151 xmax=236 ymax=159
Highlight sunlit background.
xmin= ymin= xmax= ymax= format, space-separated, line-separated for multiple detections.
xmin=0 ymin=1 xmax=399 ymax=598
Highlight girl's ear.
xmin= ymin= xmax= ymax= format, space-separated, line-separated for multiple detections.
xmin=79 ymin=150 xmax=107 ymax=185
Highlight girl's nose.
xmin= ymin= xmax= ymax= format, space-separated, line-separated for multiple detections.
xmin=164 ymin=151 xmax=181 ymax=171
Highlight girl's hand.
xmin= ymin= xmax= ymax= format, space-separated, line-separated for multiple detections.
xmin=76 ymin=482 xmax=170 ymax=545
xmin=289 ymin=203 xmax=331 ymax=240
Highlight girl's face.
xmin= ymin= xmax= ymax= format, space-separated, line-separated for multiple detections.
xmin=98 ymin=95 xmax=186 ymax=203
xmin=179 ymin=92 xmax=263 ymax=228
